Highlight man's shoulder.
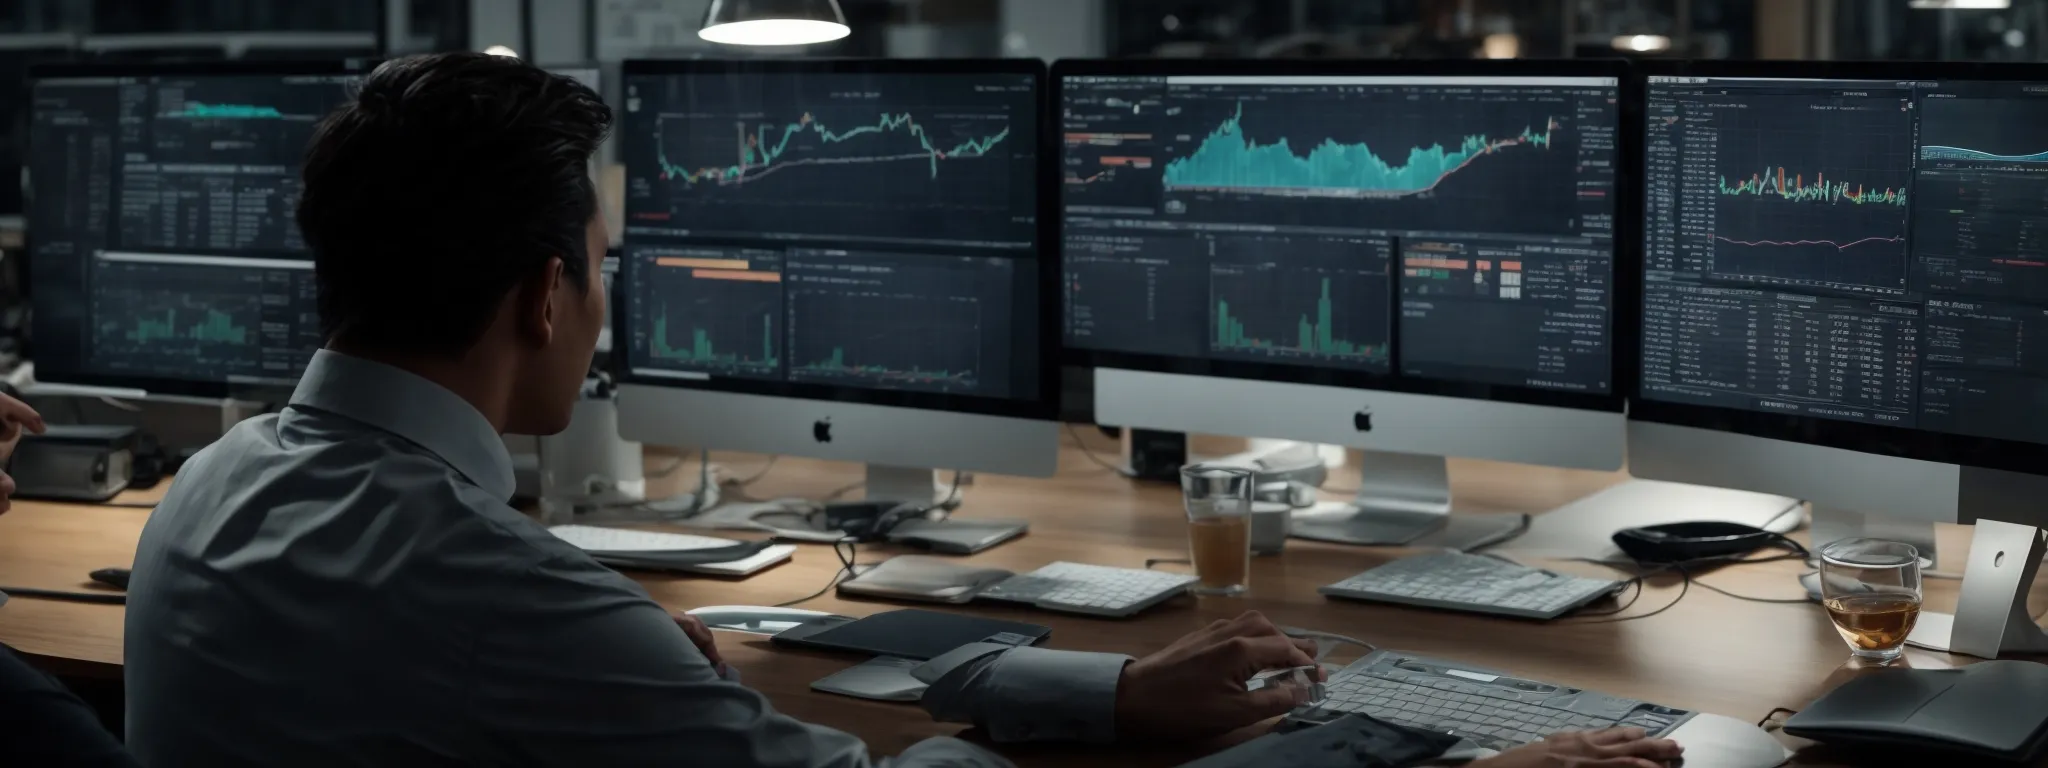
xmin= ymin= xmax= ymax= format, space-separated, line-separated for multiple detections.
xmin=149 ymin=414 xmax=580 ymax=578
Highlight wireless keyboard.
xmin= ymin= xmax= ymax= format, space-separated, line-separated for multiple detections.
xmin=978 ymin=561 xmax=1198 ymax=618
xmin=1319 ymin=551 xmax=1622 ymax=620
xmin=1292 ymin=651 xmax=1698 ymax=753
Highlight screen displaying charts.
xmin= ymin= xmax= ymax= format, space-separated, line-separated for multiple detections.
xmin=620 ymin=68 xmax=1041 ymax=403
xmin=1061 ymin=74 xmax=1619 ymax=395
xmin=27 ymin=68 xmax=356 ymax=388
xmin=623 ymin=71 xmax=1037 ymax=250
xmin=1641 ymin=76 xmax=2048 ymax=446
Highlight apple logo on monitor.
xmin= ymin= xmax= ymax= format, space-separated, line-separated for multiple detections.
xmin=813 ymin=417 xmax=833 ymax=443
xmin=1353 ymin=407 xmax=1373 ymax=432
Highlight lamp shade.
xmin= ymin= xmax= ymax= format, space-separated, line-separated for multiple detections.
xmin=699 ymin=0 xmax=850 ymax=46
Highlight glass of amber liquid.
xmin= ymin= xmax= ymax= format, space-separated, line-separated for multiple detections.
xmin=1820 ymin=538 xmax=1923 ymax=665
xmin=1181 ymin=464 xmax=1255 ymax=596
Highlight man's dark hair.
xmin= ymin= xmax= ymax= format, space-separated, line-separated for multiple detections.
xmin=297 ymin=52 xmax=612 ymax=357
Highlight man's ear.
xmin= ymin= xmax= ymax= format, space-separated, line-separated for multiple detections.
xmin=518 ymin=256 xmax=566 ymax=348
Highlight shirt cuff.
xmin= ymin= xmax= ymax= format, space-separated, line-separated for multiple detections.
xmin=926 ymin=646 xmax=1132 ymax=744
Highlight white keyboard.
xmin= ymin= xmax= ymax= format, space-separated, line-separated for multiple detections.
xmin=1319 ymin=551 xmax=1622 ymax=620
xmin=979 ymin=561 xmax=1198 ymax=617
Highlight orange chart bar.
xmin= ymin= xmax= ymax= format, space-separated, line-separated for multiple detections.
xmin=692 ymin=269 xmax=781 ymax=283
xmin=657 ymin=257 xmax=749 ymax=270
xmin=1100 ymin=156 xmax=1153 ymax=168
xmin=1406 ymin=257 xmax=1471 ymax=270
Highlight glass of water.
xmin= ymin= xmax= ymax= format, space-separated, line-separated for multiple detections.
xmin=1819 ymin=538 xmax=1923 ymax=665
xmin=1181 ymin=464 xmax=1255 ymax=596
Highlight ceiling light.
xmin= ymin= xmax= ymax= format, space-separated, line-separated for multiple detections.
xmin=1910 ymin=0 xmax=2011 ymax=8
xmin=1483 ymin=33 xmax=1521 ymax=59
xmin=700 ymin=0 xmax=850 ymax=46
xmin=1612 ymin=34 xmax=1673 ymax=53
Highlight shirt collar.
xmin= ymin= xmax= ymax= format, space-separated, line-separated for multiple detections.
xmin=288 ymin=349 xmax=516 ymax=500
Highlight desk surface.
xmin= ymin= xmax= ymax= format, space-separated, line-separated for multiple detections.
xmin=0 ymin=433 xmax=2023 ymax=766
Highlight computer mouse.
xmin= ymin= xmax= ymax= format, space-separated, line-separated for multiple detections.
xmin=1663 ymin=712 xmax=1794 ymax=768
xmin=685 ymin=605 xmax=841 ymax=636
xmin=89 ymin=568 xmax=132 ymax=590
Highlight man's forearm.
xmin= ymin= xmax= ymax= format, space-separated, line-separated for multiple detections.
xmin=919 ymin=645 xmax=1132 ymax=744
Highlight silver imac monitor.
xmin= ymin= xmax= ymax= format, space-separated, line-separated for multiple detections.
xmin=1632 ymin=60 xmax=2048 ymax=557
xmin=1054 ymin=60 xmax=1629 ymax=544
xmin=611 ymin=58 xmax=1057 ymax=504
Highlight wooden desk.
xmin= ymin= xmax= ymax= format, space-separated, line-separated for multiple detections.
xmin=0 ymin=434 xmax=2021 ymax=766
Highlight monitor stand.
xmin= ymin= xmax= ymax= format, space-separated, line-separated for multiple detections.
xmin=861 ymin=465 xmax=944 ymax=506
xmin=848 ymin=465 xmax=1028 ymax=554
xmin=1288 ymin=450 xmax=1524 ymax=549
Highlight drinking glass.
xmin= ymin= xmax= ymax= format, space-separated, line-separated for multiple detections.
xmin=1819 ymin=538 xmax=1923 ymax=665
xmin=1181 ymin=463 xmax=1255 ymax=596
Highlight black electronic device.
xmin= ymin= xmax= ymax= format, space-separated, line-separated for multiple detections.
xmin=7 ymin=424 xmax=138 ymax=502
xmin=1785 ymin=660 xmax=2048 ymax=763
xmin=1633 ymin=60 xmax=2048 ymax=479
xmin=1611 ymin=521 xmax=1807 ymax=565
xmin=26 ymin=59 xmax=373 ymax=398
xmin=770 ymin=608 xmax=1050 ymax=661
xmin=88 ymin=568 xmax=131 ymax=590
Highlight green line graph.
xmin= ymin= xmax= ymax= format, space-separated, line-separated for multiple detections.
xmin=1718 ymin=166 xmax=1907 ymax=206
xmin=657 ymin=111 xmax=1011 ymax=187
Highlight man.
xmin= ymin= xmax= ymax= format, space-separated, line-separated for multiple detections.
xmin=123 ymin=53 xmax=1681 ymax=768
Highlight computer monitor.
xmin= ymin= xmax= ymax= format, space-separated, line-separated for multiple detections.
xmin=26 ymin=60 xmax=372 ymax=398
xmin=1054 ymin=59 xmax=1628 ymax=543
xmin=1632 ymin=61 xmax=2048 ymax=555
xmin=0 ymin=35 xmax=78 ymax=220
xmin=611 ymin=59 xmax=1057 ymax=503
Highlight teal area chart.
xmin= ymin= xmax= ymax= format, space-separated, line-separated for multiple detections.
xmin=1919 ymin=98 xmax=2048 ymax=170
xmin=1111 ymin=93 xmax=1600 ymax=236
xmin=1162 ymin=101 xmax=1558 ymax=200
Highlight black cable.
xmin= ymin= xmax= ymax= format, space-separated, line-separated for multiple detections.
xmin=774 ymin=538 xmax=859 ymax=608
xmin=1757 ymin=707 xmax=1799 ymax=730
xmin=1066 ymin=423 xmax=1135 ymax=477
xmin=1689 ymin=576 xmax=1812 ymax=604
xmin=0 ymin=587 xmax=125 ymax=605
xmin=726 ymin=456 xmax=779 ymax=487
xmin=1566 ymin=548 xmax=1811 ymax=622
xmin=1569 ymin=575 xmax=1647 ymax=618
xmin=1570 ymin=567 xmax=1691 ymax=625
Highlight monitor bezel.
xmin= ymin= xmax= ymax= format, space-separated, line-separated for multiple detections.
xmin=1050 ymin=57 xmax=1634 ymax=415
xmin=611 ymin=57 xmax=1059 ymax=423
xmin=24 ymin=58 xmax=376 ymax=400
xmin=1630 ymin=58 xmax=2048 ymax=479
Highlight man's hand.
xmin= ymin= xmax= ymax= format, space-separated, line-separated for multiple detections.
xmin=1472 ymin=727 xmax=1683 ymax=768
xmin=1112 ymin=611 xmax=1322 ymax=741
xmin=0 ymin=393 xmax=45 ymax=516
xmin=674 ymin=613 xmax=730 ymax=677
